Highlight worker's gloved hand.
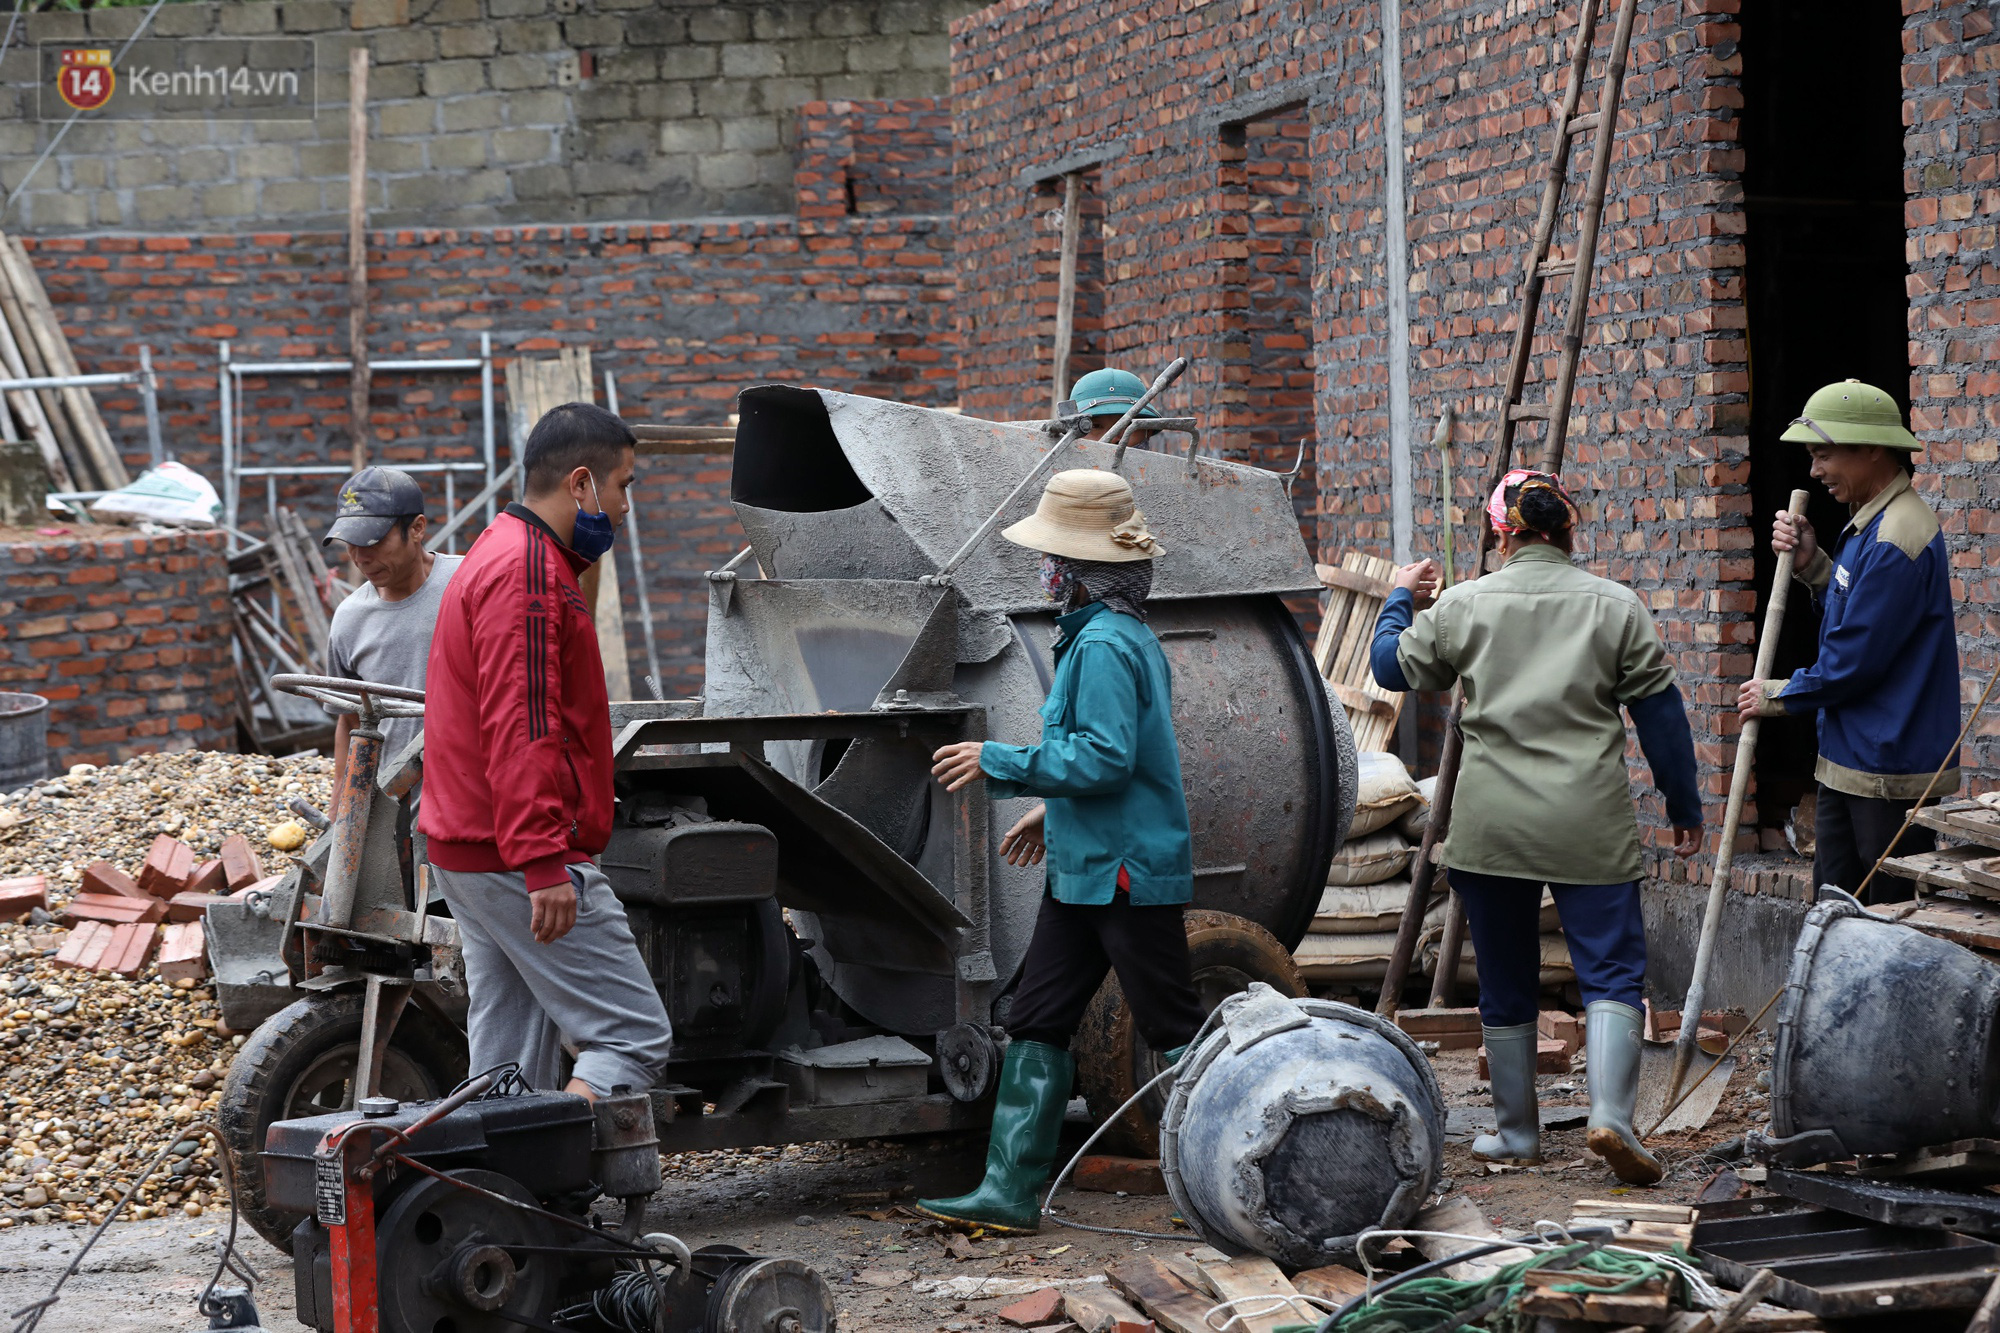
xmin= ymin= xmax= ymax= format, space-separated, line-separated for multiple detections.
xmin=931 ymin=740 xmax=987 ymax=793
xmin=530 ymin=881 xmax=578 ymax=944
xmin=1672 ymin=825 xmax=1701 ymax=859
xmin=999 ymin=803 xmax=1047 ymax=867
xmin=1392 ymin=558 xmax=1441 ymax=609
xmin=1771 ymin=509 xmax=1817 ymax=567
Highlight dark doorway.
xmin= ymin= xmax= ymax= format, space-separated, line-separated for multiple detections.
xmin=1741 ymin=0 xmax=1908 ymax=835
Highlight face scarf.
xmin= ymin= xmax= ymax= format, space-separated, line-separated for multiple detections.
xmin=571 ymin=473 xmax=617 ymax=563
xmin=1039 ymin=554 xmax=1154 ymax=628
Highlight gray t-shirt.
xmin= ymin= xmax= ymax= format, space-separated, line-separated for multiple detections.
xmin=325 ymin=555 xmax=463 ymax=764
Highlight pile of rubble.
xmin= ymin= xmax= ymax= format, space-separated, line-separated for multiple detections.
xmin=0 ymin=749 xmax=330 ymax=1228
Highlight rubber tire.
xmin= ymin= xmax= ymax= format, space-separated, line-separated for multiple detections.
xmin=216 ymin=991 xmax=468 ymax=1253
xmin=1072 ymin=909 xmax=1306 ymax=1158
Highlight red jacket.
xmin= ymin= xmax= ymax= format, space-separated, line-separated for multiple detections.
xmin=418 ymin=505 xmax=613 ymax=891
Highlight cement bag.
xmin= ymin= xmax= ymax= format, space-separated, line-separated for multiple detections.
xmin=1292 ymin=931 xmax=1400 ymax=984
xmin=1351 ymin=751 xmax=1425 ymax=837
xmin=1326 ymin=830 xmax=1417 ymax=887
xmin=1311 ymin=880 xmax=1447 ymax=935
xmin=1420 ymin=926 xmax=1573 ymax=989
xmin=90 ymin=461 xmax=222 ymax=527
xmin=1397 ymin=775 xmax=1439 ymax=840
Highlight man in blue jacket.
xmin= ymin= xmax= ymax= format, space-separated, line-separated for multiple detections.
xmin=1740 ymin=380 xmax=1961 ymax=904
xmin=916 ymin=468 xmax=1203 ymax=1233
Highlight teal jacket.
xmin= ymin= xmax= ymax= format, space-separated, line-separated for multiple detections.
xmin=980 ymin=601 xmax=1194 ymax=906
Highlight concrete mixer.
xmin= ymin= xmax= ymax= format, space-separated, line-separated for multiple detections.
xmin=211 ymin=384 xmax=1356 ymax=1249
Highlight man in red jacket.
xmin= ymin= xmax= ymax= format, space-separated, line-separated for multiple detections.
xmin=419 ymin=401 xmax=672 ymax=1101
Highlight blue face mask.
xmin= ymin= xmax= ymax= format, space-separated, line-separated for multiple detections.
xmin=571 ymin=474 xmax=617 ymax=563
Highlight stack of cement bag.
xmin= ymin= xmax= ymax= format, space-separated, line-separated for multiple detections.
xmin=1293 ymin=756 xmax=1576 ymax=997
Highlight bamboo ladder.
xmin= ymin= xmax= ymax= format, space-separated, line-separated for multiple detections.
xmin=1376 ymin=0 xmax=1644 ymax=1013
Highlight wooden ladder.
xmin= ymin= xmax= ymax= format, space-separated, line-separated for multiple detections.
xmin=1377 ymin=0 xmax=1644 ymax=1014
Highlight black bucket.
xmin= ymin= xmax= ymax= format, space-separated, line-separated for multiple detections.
xmin=1772 ymin=895 xmax=2000 ymax=1157
xmin=0 ymin=693 xmax=49 ymax=792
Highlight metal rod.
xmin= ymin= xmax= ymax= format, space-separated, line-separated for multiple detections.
xmin=138 ymin=344 xmax=163 ymax=465
xmin=426 ymin=465 xmax=518 ymax=553
xmin=1433 ymin=406 xmax=1456 ymax=587
xmin=717 ymin=544 xmax=755 ymax=576
xmin=219 ymin=341 xmax=235 ymax=538
xmin=480 ymin=331 xmax=496 ymax=525
xmin=347 ymin=46 xmax=370 ymax=473
xmin=1051 ymin=170 xmax=1082 ymax=414
xmin=1107 ymin=355 xmax=1188 ymax=469
xmin=226 ymin=358 xmax=483 ymax=375
xmin=607 ymin=371 xmax=663 ymax=688
xmin=0 ymin=371 xmax=143 ymax=391
xmin=442 ymin=468 xmax=456 ymax=555
xmin=1661 ymin=488 xmax=1809 ymax=1112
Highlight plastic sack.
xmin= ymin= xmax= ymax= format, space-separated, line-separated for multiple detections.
xmin=90 ymin=461 xmax=222 ymax=527
xmin=1326 ymin=830 xmax=1418 ymax=887
xmin=1310 ymin=879 xmax=1447 ymax=935
xmin=1397 ymin=775 xmax=1440 ymax=840
xmin=1350 ymin=751 xmax=1425 ymax=837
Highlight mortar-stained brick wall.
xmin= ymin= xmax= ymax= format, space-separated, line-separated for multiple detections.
xmin=953 ymin=0 xmax=1754 ymax=884
xmin=20 ymin=98 xmax=955 ymax=694
xmin=0 ymin=0 xmax=976 ymax=232
xmin=0 ymin=529 xmax=236 ymax=772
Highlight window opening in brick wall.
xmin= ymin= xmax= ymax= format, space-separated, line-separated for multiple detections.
xmin=1035 ymin=170 xmax=1107 ymax=402
xmin=1220 ymin=105 xmax=1317 ymax=625
xmin=1741 ymin=0 xmax=1910 ymax=835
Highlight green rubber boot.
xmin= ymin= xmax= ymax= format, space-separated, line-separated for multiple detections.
xmin=915 ymin=1040 xmax=1073 ymax=1233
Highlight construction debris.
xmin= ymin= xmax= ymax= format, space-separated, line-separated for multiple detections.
xmin=229 ymin=505 xmax=348 ymax=753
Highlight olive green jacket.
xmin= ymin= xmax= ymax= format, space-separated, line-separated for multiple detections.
xmin=1395 ymin=544 xmax=1679 ymax=884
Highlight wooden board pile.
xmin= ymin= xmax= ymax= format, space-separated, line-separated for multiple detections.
xmin=992 ymin=1246 xmax=1354 ymax=1333
xmin=1313 ymin=553 xmax=1404 ymax=751
xmin=0 ymin=231 xmax=129 ymax=494
xmin=50 ymin=832 xmax=274 ymax=986
xmin=230 ymin=504 xmax=350 ymax=752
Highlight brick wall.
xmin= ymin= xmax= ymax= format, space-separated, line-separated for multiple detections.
xmin=0 ymin=529 xmax=236 ymax=770
xmin=953 ymin=0 xmax=1752 ymax=879
xmin=0 ymin=0 xmax=975 ymax=233
xmin=21 ymin=97 xmax=956 ymax=694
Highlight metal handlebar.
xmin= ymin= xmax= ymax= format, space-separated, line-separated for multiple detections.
xmin=270 ymin=672 xmax=427 ymax=720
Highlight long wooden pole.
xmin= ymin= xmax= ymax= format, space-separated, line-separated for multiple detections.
xmin=347 ymin=47 xmax=370 ymax=473
xmin=1050 ymin=171 xmax=1082 ymax=414
xmin=1660 ymin=489 xmax=1810 ymax=1110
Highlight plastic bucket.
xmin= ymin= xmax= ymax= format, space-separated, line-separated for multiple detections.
xmin=0 ymin=693 xmax=49 ymax=791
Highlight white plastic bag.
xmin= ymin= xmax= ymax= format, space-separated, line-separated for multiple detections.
xmin=90 ymin=461 xmax=222 ymax=527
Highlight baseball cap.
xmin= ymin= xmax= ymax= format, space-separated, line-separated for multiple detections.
xmin=322 ymin=466 xmax=425 ymax=547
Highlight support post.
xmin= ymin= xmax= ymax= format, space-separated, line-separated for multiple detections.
xmin=346 ymin=47 xmax=370 ymax=473
xmin=1051 ymin=171 xmax=1082 ymax=414
xmin=138 ymin=343 xmax=163 ymax=465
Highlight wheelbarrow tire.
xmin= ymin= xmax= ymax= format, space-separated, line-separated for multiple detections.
xmin=217 ymin=990 xmax=468 ymax=1253
xmin=1072 ymin=910 xmax=1305 ymax=1159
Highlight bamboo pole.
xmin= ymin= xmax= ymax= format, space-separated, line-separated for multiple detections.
xmin=1660 ymin=489 xmax=1810 ymax=1111
xmin=0 ymin=236 xmax=125 ymax=488
xmin=347 ymin=47 xmax=371 ymax=473
xmin=1050 ymin=171 xmax=1082 ymax=414
xmin=0 ymin=240 xmax=91 ymax=488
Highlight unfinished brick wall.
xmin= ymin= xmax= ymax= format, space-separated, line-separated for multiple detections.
xmin=0 ymin=529 xmax=236 ymax=770
xmin=22 ymin=97 xmax=956 ymax=694
xmin=953 ymin=0 xmax=1752 ymax=882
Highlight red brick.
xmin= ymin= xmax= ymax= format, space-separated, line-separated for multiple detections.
xmin=156 ymin=922 xmax=207 ymax=985
xmin=183 ymin=859 xmax=227 ymax=895
xmin=165 ymin=891 xmax=233 ymax=924
xmin=217 ymin=834 xmax=263 ymax=891
xmin=97 ymin=923 xmax=158 ymax=979
xmin=53 ymin=921 xmax=112 ymax=972
xmin=1395 ymin=1007 xmax=1482 ymax=1036
xmin=996 ymin=1288 xmax=1063 ymax=1327
xmin=1537 ymin=1011 xmax=1581 ymax=1058
xmin=59 ymin=893 xmax=166 ymax=927
xmin=138 ymin=835 xmax=195 ymax=899
xmin=1476 ymin=1041 xmax=1571 ymax=1079
xmin=0 ymin=875 xmax=45 ymax=918
xmin=1072 ymin=1156 xmax=1167 ymax=1196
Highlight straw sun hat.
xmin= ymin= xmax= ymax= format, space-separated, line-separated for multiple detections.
xmin=1001 ymin=468 xmax=1164 ymax=563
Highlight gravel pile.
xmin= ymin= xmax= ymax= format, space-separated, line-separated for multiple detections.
xmin=0 ymin=749 xmax=331 ymax=1228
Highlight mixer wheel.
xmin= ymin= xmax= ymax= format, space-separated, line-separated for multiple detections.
xmin=708 ymin=1256 xmax=837 ymax=1333
xmin=216 ymin=990 xmax=467 ymax=1253
xmin=1073 ymin=910 xmax=1304 ymax=1157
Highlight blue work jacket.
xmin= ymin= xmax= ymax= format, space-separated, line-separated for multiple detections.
xmin=1767 ymin=473 xmax=1962 ymax=800
xmin=980 ymin=601 xmax=1194 ymax=905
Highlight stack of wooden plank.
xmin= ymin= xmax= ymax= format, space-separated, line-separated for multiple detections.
xmin=1880 ymin=797 xmax=2000 ymax=963
xmin=0 ymin=230 xmax=129 ymax=493
xmin=1312 ymin=552 xmax=1403 ymax=750
xmin=230 ymin=505 xmax=347 ymax=752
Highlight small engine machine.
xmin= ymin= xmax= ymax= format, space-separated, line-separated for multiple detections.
xmin=262 ymin=1073 xmax=836 ymax=1333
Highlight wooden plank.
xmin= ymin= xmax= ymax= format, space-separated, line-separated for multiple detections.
xmin=1104 ymin=1257 xmax=1213 ymax=1333
xmin=0 ymin=258 xmax=68 ymax=490
xmin=1191 ymin=1255 xmax=1306 ymax=1333
xmin=347 ymin=48 xmax=371 ymax=471
xmin=1571 ymin=1200 xmax=1695 ymax=1223
xmin=1410 ymin=1197 xmax=1535 ymax=1279
xmin=0 ymin=242 xmax=87 ymax=489
xmin=1291 ymin=1266 xmax=1369 ymax=1303
xmin=1062 ymin=1285 xmax=1150 ymax=1333
xmin=1901 ymin=897 xmax=2000 ymax=953
xmin=1315 ymin=563 xmax=1392 ymax=598
xmin=0 ymin=236 xmax=125 ymax=488
xmin=1330 ymin=681 xmax=1394 ymax=718
xmin=1915 ymin=799 xmax=2000 ymax=847
xmin=1883 ymin=848 xmax=2000 ymax=902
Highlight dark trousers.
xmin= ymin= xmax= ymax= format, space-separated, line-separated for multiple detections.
xmin=1450 ymin=870 xmax=1647 ymax=1028
xmin=1814 ymin=783 xmax=1934 ymax=906
xmin=1005 ymin=894 xmax=1205 ymax=1052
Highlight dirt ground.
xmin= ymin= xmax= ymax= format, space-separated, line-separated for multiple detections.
xmin=0 ymin=1040 xmax=1767 ymax=1332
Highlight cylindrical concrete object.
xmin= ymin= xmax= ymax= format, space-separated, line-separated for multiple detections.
xmin=0 ymin=693 xmax=48 ymax=791
xmin=1160 ymin=984 xmax=1445 ymax=1267
xmin=720 ymin=387 xmax=1357 ymax=1036
xmin=1773 ymin=895 xmax=2000 ymax=1157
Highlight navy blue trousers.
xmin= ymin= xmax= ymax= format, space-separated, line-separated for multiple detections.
xmin=1449 ymin=869 xmax=1647 ymax=1027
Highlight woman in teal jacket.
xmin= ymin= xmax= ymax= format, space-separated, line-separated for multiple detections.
xmin=916 ymin=468 xmax=1203 ymax=1233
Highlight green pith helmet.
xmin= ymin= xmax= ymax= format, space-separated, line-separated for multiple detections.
xmin=1061 ymin=367 xmax=1160 ymax=421
xmin=1781 ymin=379 xmax=1921 ymax=451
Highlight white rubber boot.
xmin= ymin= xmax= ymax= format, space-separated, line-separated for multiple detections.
xmin=1472 ymin=1022 xmax=1542 ymax=1164
xmin=1584 ymin=1000 xmax=1664 ymax=1185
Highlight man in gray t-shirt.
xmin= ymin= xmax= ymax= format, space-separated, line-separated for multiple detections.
xmin=322 ymin=467 xmax=463 ymax=812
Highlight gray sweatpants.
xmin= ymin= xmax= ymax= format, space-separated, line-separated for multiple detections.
xmin=431 ymin=861 xmax=674 ymax=1096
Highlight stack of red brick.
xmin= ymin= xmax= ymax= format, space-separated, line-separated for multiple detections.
xmin=53 ymin=832 xmax=277 ymax=984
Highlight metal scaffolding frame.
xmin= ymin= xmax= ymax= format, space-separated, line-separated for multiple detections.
xmin=0 ymin=342 xmax=164 ymax=468
xmin=217 ymin=333 xmax=497 ymax=544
